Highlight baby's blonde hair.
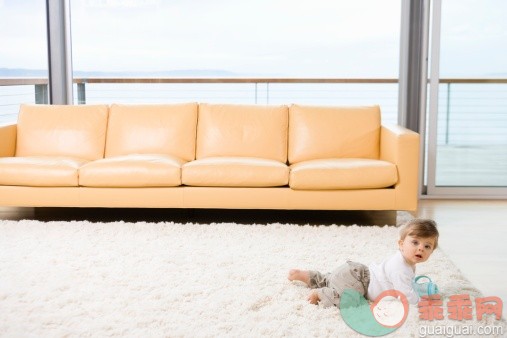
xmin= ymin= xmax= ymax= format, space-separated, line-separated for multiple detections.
xmin=400 ymin=218 xmax=439 ymax=249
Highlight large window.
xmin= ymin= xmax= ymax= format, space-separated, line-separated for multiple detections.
xmin=71 ymin=0 xmax=400 ymax=77
xmin=0 ymin=1 xmax=48 ymax=124
xmin=70 ymin=0 xmax=401 ymax=123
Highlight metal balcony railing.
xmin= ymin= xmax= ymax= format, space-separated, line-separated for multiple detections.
xmin=0 ymin=78 xmax=400 ymax=124
xmin=1 ymin=78 xmax=506 ymax=146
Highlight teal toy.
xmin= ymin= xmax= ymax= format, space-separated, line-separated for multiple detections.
xmin=413 ymin=275 xmax=439 ymax=297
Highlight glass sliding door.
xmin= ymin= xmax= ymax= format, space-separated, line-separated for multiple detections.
xmin=0 ymin=1 xmax=49 ymax=124
xmin=426 ymin=0 xmax=507 ymax=196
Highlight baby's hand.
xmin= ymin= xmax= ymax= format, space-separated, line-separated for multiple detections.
xmin=307 ymin=291 xmax=320 ymax=305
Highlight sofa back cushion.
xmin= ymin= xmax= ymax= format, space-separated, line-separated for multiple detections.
xmin=288 ymin=104 xmax=381 ymax=164
xmin=196 ymin=104 xmax=289 ymax=162
xmin=105 ymin=103 xmax=198 ymax=161
xmin=16 ymin=104 xmax=109 ymax=160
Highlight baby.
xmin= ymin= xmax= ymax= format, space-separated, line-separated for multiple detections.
xmin=288 ymin=218 xmax=439 ymax=307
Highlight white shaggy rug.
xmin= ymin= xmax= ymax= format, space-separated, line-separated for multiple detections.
xmin=0 ymin=217 xmax=505 ymax=337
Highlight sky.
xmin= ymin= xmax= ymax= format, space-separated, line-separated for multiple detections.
xmin=69 ymin=0 xmax=402 ymax=77
xmin=0 ymin=0 xmax=506 ymax=77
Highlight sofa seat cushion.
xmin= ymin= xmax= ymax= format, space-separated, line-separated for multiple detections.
xmin=182 ymin=157 xmax=289 ymax=187
xmin=79 ymin=154 xmax=185 ymax=187
xmin=0 ymin=156 xmax=87 ymax=186
xmin=289 ymin=158 xmax=398 ymax=190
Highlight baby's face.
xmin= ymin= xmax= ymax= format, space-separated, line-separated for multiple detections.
xmin=398 ymin=235 xmax=435 ymax=266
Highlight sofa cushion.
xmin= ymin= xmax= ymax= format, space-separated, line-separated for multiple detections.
xmin=182 ymin=157 xmax=289 ymax=187
xmin=105 ymin=103 xmax=198 ymax=161
xmin=79 ymin=154 xmax=185 ymax=187
xmin=289 ymin=158 xmax=397 ymax=190
xmin=288 ymin=105 xmax=381 ymax=164
xmin=0 ymin=156 xmax=87 ymax=186
xmin=196 ymin=104 xmax=288 ymax=162
xmin=16 ymin=104 xmax=109 ymax=161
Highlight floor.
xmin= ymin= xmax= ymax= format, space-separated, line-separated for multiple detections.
xmin=1 ymin=199 xmax=506 ymax=316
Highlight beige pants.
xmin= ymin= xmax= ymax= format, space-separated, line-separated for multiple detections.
xmin=309 ymin=261 xmax=370 ymax=308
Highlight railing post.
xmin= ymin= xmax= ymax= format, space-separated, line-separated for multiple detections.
xmin=34 ymin=84 xmax=49 ymax=104
xmin=266 ymin=83 xmax=270 ymax=104
xmin=77 ymin=82 xmax=86 ymax=104
xmin=254 ymin=83 xmax=258 ymax=104
xmin=445 ymin=83 xmax=451 ymax=144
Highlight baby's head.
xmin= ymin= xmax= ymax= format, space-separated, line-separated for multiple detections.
xmin=398 ymin=219 xmax=439 ymax=266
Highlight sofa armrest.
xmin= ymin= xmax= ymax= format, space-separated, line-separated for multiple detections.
xmin=0 ymin=124 xmax=17 ymax=157
xmin=380 ymin=124 xmax=419 ymax=211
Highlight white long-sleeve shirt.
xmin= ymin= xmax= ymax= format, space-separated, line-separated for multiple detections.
xmin=367 ymin=250 xmax=420 ymax=305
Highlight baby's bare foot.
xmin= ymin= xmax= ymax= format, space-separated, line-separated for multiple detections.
xmin=288 ymin=269 xmax=310 ymax=286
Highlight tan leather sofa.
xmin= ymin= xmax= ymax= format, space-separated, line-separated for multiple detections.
xmin=0 ymin=103 xmax=419 ymax=211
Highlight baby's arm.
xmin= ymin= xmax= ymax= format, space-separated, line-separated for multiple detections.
xmin=388 ymin=271 xmax=420 ymax=305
